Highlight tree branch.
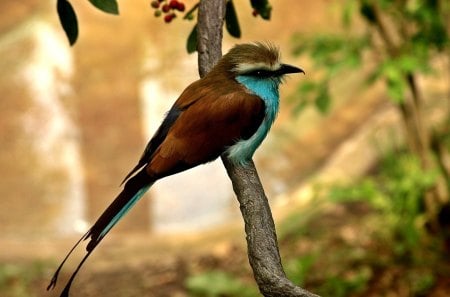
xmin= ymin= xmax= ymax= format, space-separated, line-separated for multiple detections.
xmin=222 ymin=159 xmax=320 ymax=297
xmin=196 ymin=1 xmax=319 ymax=296
xmin=197 ymin=0 xmax=226 ymax=77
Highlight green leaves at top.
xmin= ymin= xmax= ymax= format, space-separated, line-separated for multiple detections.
xmin=88 ymin=0 xmax=119 ymax=15
xmin=225 ymin=0 xmax=241 ymax=38
xmin=57 ymin=0 xmax=78 ymax=45
xmin=57 ymin=0 xmax=119 ymax=45
xmin=250 ymin=0 xmax=272 ymax=20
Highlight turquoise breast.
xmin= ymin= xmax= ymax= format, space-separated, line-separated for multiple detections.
xmin=226 ymin=75 xmax=281 ymax=165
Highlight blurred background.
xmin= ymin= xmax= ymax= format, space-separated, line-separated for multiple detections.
xmin=0 ymin=0 xmax=449 ymax=296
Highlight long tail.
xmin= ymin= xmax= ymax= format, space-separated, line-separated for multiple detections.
xmin=47 ymin=169 xmax=154 ymax=297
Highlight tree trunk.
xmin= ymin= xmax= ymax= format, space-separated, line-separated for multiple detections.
xmin=196 ymin=1 xmax=319 ymax=296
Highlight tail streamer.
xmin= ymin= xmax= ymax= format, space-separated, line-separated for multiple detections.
xmin=47 ymin=170 xmax=153 ymax=296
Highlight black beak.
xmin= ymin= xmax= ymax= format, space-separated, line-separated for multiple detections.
xmin=278 ymin=64 xmax=305 ymax=75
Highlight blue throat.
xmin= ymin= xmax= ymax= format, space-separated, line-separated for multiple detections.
xmin=227 ymin=75 xmax=281 ymax=165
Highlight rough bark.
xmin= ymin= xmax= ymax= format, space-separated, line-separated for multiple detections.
xmin=196 ymin=0 xmax=226 ymax=76
xmin=196 ymin=1 xmax=319 ymax=296
xmin=222 ymin=159 xmax=320 ymax=297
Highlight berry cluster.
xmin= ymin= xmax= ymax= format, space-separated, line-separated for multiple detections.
xmin=151 ymin=0 xmax=186 ymax=23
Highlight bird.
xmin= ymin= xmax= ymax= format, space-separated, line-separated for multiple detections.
xmin=47 ymin=42 xmax=304 ymax=296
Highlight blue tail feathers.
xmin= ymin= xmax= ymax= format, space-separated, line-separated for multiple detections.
xmin=48 ymin=169 xmax=154 ymax=296
xmin=99 ymin=184 xmax=151 ymax=239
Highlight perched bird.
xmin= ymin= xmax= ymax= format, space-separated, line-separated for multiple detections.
xmin=47 ymin=42 xmax=304 ymax=296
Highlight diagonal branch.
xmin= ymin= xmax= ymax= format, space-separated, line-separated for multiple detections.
xmin=196 ymin=1 xmax=319 ymax=296
xmin=222 ymin=159 xmax=320 ymax=297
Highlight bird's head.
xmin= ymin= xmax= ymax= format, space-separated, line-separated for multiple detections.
xmin=216 ymin=42 xmax=304 ymax=82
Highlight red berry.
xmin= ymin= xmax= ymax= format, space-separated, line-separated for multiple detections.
xmin=162 ymin=4 xmax=170 ymax=13
xmin=150 ymin=0 xmax=160 ymax=9
xmin=252 ymin=10 xmax=259 ymax=17
xmin=164 ymin=13 xmax=174 ymax=23
xmin=169 ymin=0 xmax=179 ymax=9
xmin=176 ymin=2 xmax=185 ymax=12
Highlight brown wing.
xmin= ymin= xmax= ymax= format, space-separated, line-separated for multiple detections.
xmin=146 ymin=78 xmax=265 ymax=179
xmin=121 ymin=77 xmax=218 ymax=184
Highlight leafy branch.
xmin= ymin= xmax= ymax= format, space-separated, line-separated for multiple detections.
xmin=56 ymin=0 xmax=272 ymax=49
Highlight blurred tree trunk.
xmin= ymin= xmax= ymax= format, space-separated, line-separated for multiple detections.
xmin=75 ymin=3 xmax=150 ymax=232
xmin=371 ymin=4 xmax=449 ymax=223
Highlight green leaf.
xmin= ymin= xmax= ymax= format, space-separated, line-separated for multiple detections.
xmin=186 ymin=24 xmax=197 ymax=54
xmin=380 ymin=58 xmax=407 ymax=103
xmin=183 ymin=2 xmax=199 ymax=20
xmin=342 ymin=0 xmax=356 ymax=28
xmin=386 ymin=77 xmax=406 ymax=103
xmin=291 ymin=81 xmax=317 ymax=116
xmin=57 ymin=0 xmax=78 ymax=46
xmin=88 ymin=0 xmax=119 ymax=15
xmin=286 ymin=255 xmax=317 ymax=286
xmin=250 ymin=0 xmax=272 ymax=20
xmin=397 ymin=55 xmax=421 ymax=73
xmin=314 ymin=84 xmax=331 ymax=114
xmin=225 ymin=0 xmax=241 ymax=38
xmin=297 ymin=81 xmax=317 ymax=94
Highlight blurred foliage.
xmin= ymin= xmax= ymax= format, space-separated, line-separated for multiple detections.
xmin=185 ymin=149 xmax=447 ymax=297
xmin=291 ymin=0 xmax=449 ymax=111
xmin=186 ymin=270 xmax=259 ymax=297
xmin=0 ymin=261 xmax=51 ymax=297
xmin=328 ymin=151 xmax=438 ymax=260
xmin=316 ymin=269 xmax=371 ymax=297
xmin=283 ymin=150 xmax=444 ymax=296
xmin=292 ymin=34 xmax=368 ymax=114
xmin=317 ymin=150 xmax=443 ymax=295
xmin=285 ymin=254 xmax=317 ymax=287
xmin=292 ymin=0 xmax=450 ymax=245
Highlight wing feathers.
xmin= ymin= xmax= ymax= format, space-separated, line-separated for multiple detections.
xmin=124 ymin=75 xmax=265 ymax=181
xmin=146 ymin=85 xmax=265 ymax=178
xmin=121 ymin=106 xmax=183 ymax=185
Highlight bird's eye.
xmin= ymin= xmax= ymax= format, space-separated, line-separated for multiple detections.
xmin=245 ymin=69 xmax=272 ymax=78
